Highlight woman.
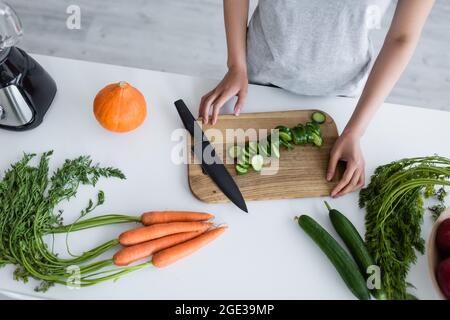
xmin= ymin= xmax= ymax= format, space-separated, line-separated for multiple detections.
xmin=198 ymin=0 xmax=434 ymax=197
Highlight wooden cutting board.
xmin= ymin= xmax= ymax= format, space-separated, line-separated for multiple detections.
xmin=187 ymin=110 xmax=342 ymax=203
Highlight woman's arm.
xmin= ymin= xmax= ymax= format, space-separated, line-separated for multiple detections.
xmin=199 ymin=0 xmax=249 ymax=125
xmin=327 ymin=0 xmax=435 ymax=197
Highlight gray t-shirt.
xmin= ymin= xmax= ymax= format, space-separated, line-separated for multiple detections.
xmin=247 ymin=0 xmax=391 ymax=96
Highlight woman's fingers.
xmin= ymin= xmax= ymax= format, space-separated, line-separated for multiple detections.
xmin=200 ymin=91 xmax=219 ymax=124
xmin=234 ymin=91 xmax=246 ymax=116
xmin=199 ymin=91 xmax=213 ymax=124
xmin=335 ymin=168 xmax=361 ymax=197
xmin=331 ymin=163 xmax=357 ymax=197
xmin=357 ymin=171 xmax=365 ymax=188
xmin=326 ymin=151 xmax=340 ymax=181
xmin=211 ymin=91 xmax=233 ymax=125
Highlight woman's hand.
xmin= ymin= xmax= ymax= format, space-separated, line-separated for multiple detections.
xmin=327 ymin=131 xmax=365 ymax=198
xmin=199 ymin=66 xmax=248 ymax=125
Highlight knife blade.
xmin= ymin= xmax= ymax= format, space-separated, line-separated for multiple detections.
xmin=174 ymin=99 xmax=248 ymax=213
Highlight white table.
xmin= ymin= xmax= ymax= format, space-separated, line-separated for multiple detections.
xmin=0 ymin=55 xmax=447 ymax=300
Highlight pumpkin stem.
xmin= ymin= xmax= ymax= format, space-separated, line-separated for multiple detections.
xmin=118 ymin=81 xmax=128 ymax=88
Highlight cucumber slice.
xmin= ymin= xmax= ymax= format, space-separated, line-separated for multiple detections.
xmin=228 ymin=145 xmax=242 ymax=159
xmin=306 ymin=122 xmax=321 ymax=136
xmin=312 ymin=122 xmax=321 ymax=135
xmin=275 ymin=125 xmax=293 ymax=142
xmin=237 ymin=153 xmax=250 ymax=167
xmin=275 ymin=125 xmax=291 ymax=133
xmin=312 ymin=111 xmax=326 ymax=124
xmin=251 ymin=154 xmax=264 ymax=172
xmin=292 ymin=126 xmax=306 ymax=145
xmin=271 ymin=143 xmax=280 ymax=158
xmin=243 ymin=146 xmax=250 ymax=158
xmin=299 ymin=126 xmax=308 ymax=145
xmin=248 ymin=141 xmax=259 ymax=155
xmin=264 ymin=138 xmax=272 ymax=157
xmin=279 ymin=131 xmax=293 ymax=143
xmin=280 ymin=139 xmax=294 ymax=150
xmin=235 ymin=164 xmax=248 ymax=175
xmin=269 ymin=139 xmax=280 ymax=158
xmin=311 ymin=133 xmax=323 ymax=147
xmin=305 ymin=125 xmax=315 ymax=144
xmin=258 ymin=139 xmax=270 ymax=157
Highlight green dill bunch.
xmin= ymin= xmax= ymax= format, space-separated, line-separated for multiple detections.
xmin=360 ymin=156 xmax=450 ymax=300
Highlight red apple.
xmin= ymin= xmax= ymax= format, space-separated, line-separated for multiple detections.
xmin=436 ymin=219 xmax=450 ymax=256
xmin=438 ymin=258 xmax=450 ymax=299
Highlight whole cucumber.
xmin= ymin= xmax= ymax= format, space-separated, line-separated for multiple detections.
xmin=325 ymin=202 xmax=387 ymax=300
xmin=297 ymin=215 xmax=370 ymax=300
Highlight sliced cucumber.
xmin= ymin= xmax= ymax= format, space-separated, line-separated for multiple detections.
xmin=312 ymin=111 xmax=326 ymax=124
xmin=279 ymin=132 xmax=293 ymax=143
xmin=264 ymin=137 xmax=272 ymax=157
xmin=228 ymin=145 xmax=242 ymax=159
xmin=238 ymin=158 xmax=250 ymax=169
xmin=275 ymin=126 xmax=293 ymax=142
xmin=248 ymin=141 xmax=259 ymax=155
xmin=311 ymin=121 xmax=321 ymax=132
xmin=292 ymin=125 xmax=307 ymax=145
xmin=237 ymin=153 xmax=250 ymax=167
xmin=270 ymin=142 xmax=280 ymax=158
xmin=243 ymin=146 xmax=250 ymax=158
xmin=311 ymin=133 xmax=323 ymax=147
xmin=275 ymin=125 xmax=291 ymax=134
xmin=258 ymin=139 xmax=270 ymax=157
xmin=251 ymin=154 xmax=264 ymax=172
xmin=306 ymin=122 xmax=321 ymax=136
xmin=305 ymin=126 xmax=315 ymax=144
xmin=269 ymin=137 xmax=280 ymax=158
xmin=235 ymin=164 xmax=248 ymax=175
xmin=280 ymin=139 xmax=294 ymax=150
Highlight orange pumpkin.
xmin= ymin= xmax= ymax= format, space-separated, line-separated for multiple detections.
xmin=93 ymin=81 xmax=147 ymax=132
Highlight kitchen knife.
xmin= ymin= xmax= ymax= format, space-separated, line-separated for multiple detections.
xmin=174 ymin=99 xmax=248 ymax=213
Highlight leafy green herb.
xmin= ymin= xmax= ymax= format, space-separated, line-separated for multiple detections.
xmin=435 ymin=187 xmax=448 ymax=202
xmin=360 ymin=156 xmax=450 ymax=300
xmin=429 ymin=204 xmax=446 ymax=221
xmin=65 ymin=190 xmax=107 ymax=257
xmin=0 ymin=152 xmax=149 ymax=292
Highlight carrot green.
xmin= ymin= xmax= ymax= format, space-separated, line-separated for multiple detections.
xmin=0 ymin=151 xmax=149 ymax=292
xmin=360 ymin=156 xmax=450 ymax=299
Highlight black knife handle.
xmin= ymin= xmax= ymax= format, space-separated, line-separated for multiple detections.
xmin=174 ymin=99 xmax=206 ymax=143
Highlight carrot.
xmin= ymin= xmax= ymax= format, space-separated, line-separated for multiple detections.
xmin=113 ymin=230 xmax=205 ymax=266
xmin=119 ymin=221 xmax=213 ymax=246
xmin=152 ymin=226 xmax=227 ymax=268
xmin=141 ymin=211 xmax=214 ymax=225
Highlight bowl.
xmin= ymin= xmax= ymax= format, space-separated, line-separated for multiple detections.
xmin=427 ymin=206 xmax=450 ymax=300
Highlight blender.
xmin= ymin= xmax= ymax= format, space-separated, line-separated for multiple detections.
xmin=0 ymin=1 xmax=57 ymax=131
